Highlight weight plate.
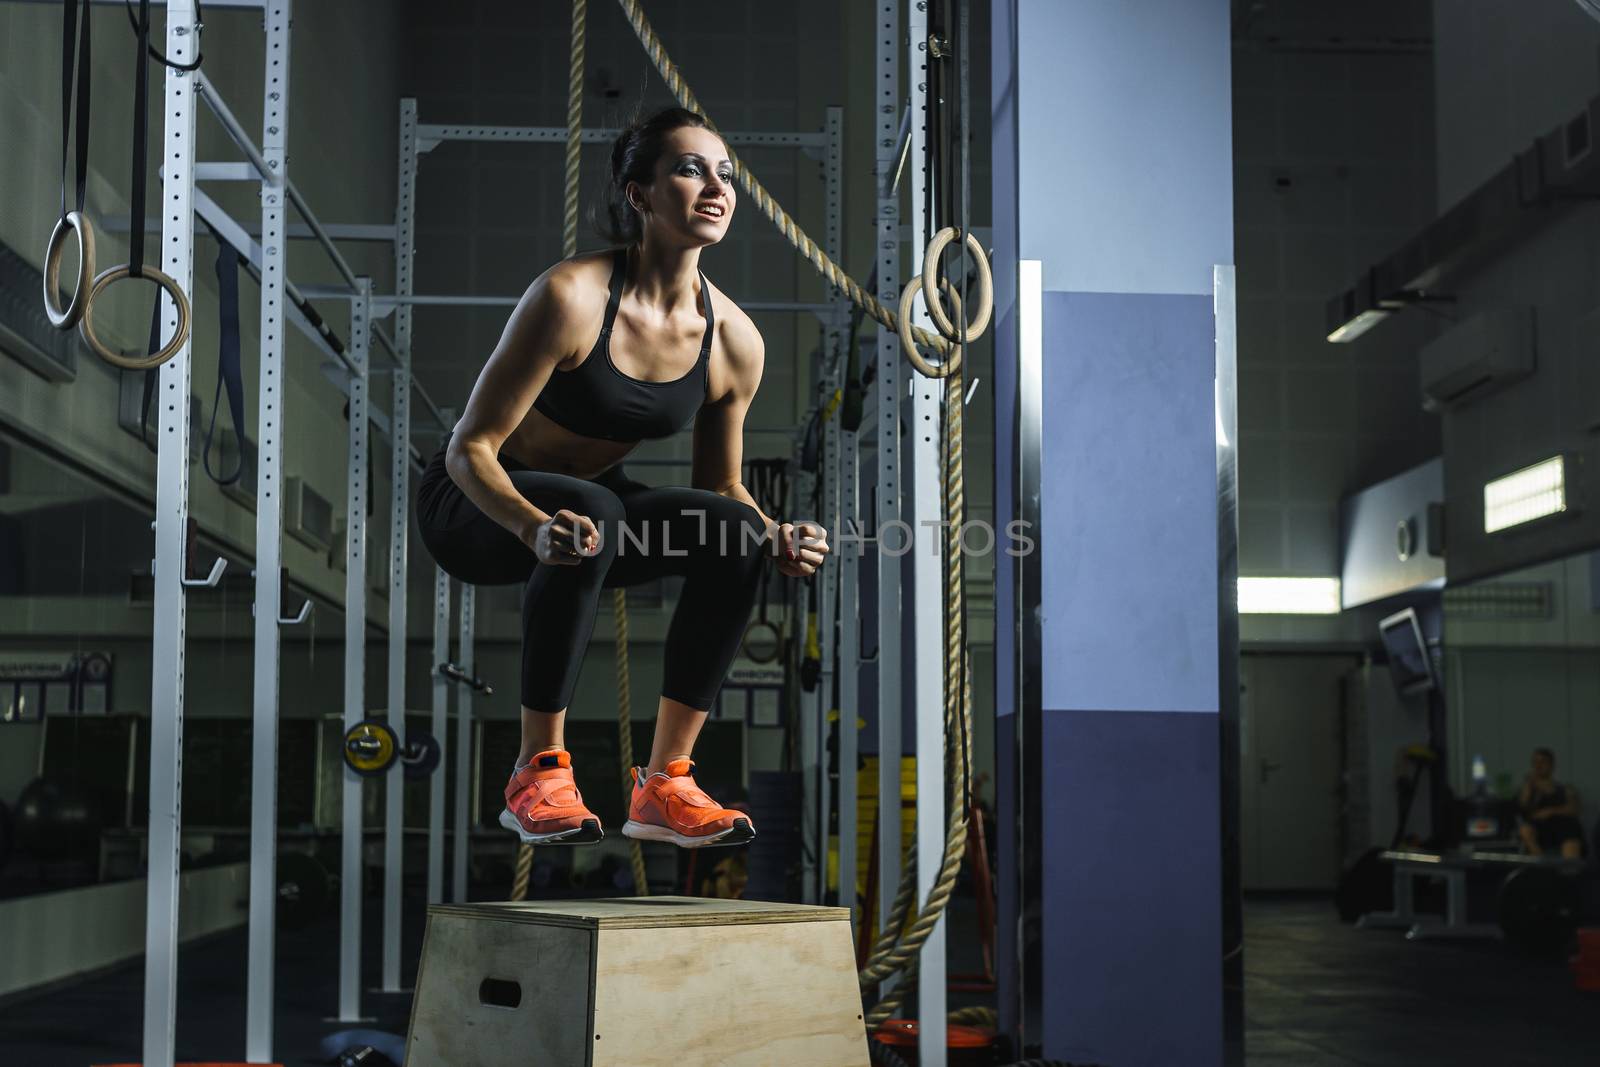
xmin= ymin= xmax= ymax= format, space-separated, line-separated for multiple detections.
xmin=402 ymin=730 xmax=442 ymax=780
xmin=343 ymin=720 xmax=399 ymax=777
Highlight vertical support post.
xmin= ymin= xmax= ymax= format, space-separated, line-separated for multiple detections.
xmin=823 ymin=105 xmax=857 ymax=918
xmin=1014 ymin=259 xmax=1045 ymax=1049
xmin=905 ymin=2 xmax=947 ymax=1060
xmin=873 ymin=0 xmax=904 ymax=986
xmin=799 ymin=423 xmax=819 ymax=906
xmin=383 ymin=97 xmax=420 ymax=994
xmin=246 ymin=2 xmax=292 ymax=1059
xmin=141 ymin=4 xmax=199 ymax=1064
xmin=429 ymin=567 xmax=451 ymax=905
xmin=815 ymin=114 xmax=842 ymax=900
xmin=453 ymin=585 xmax=476 ymax=902
xmin=817 ymin=388 xmax=836 ymax=906
xmin=1215 ymin=263 xmax=1243 ymax=1065
xmin=338 ymin=280 xmax=372 ymax=1024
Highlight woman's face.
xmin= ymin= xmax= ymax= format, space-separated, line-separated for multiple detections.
xmin=1532 ymin=750 xmax=1554 ymax=779
xmin=630 ymin=125 xmax=736 ymax=247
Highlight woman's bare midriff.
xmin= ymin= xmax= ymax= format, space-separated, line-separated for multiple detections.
xmin=498 ymin=405 xmax=638 ymax=479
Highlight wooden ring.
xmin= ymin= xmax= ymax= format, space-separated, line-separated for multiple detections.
xmin=741 ymin=619 xmax=783 ymax=664
xmin=920 ymin=227 xmax=993 ymax=345
xmin=42 ymin=211 xmax=97 ymax=330
xmin=78 ymin=262 xmax=193 ymax=371
xmin=897 ymin=276 xmax=965 ymax=379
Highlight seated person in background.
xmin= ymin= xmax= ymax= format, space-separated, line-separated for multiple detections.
xmin=1517 ymin=747 xmax=1585 ymax=859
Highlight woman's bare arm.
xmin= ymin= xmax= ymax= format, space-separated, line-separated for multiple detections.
xmin=445 ymin=266 xmax=596 ymax=549
xmin=691 ymin=308 xmax=829 ymax=577
xmin=691 ymin=309 xmax=770 ymax=526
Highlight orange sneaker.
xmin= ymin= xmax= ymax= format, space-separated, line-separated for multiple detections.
xmin=622 ymin=759 xmax=755 ymax=848
xmin=498 ymin=749 xmax=603 ymax=845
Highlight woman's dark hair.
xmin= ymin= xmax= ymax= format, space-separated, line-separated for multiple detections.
xmin=592 ymin=106 xmax=714 ymax=245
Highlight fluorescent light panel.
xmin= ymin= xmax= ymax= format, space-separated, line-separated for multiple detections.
xmin=1326 ymin=308 xmax=1390 ymax=344
xmin=1483 ymin=456 xmax=1566 ymax=533
xmin=1238 ymin=577 xmax=1342 ymax=615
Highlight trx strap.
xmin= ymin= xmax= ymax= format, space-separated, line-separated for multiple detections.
xmin=139 ymin=229 xmax=247 ymax=484
xmin=43 ymin=0 xmax=95 ymax=329
xmin=203 ymin=232 xmax=247 ymax=484
xmin=126 ymin=0 xmax=151 ymax=281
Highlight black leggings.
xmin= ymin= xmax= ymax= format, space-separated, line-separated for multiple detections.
xmin=416 ymin=441 xmax=767 ymax=712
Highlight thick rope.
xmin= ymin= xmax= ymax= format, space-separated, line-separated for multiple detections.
xmin=614 ymin=0 xmax=955 ymax=365
xmin=510 ymin=0 xmax=592 ymax=903
xmin=613 ymin=587 xmax=649 ymax=894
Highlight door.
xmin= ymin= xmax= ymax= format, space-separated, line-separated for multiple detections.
xmin=1240 ymin=653 xmax=1359 ymax=890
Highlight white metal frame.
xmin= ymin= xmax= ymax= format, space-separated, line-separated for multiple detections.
xmin=141 ymin=5 xmax=202 ymax=1065
xmin=116 ymin=1 xmax=440 ymax=1057
xmin=454 ymin=585 xmax=476 ymax=903
xmin=244 ymin=4 xmax=294 ymax=1058
xmin=873 ymin=0 xmax=907 ymax=1010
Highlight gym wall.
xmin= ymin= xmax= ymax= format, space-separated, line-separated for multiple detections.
xmin=1234 ymin=1 xmax=1441 ymax=649
xmin=1427 ymin=3 xmax=1600 ymax=834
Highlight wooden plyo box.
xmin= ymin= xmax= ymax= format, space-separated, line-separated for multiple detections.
xmin=404 ymin=896 xmax=869 ymax=1067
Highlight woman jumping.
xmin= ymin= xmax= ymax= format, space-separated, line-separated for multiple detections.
xmin=417 ymin=106 xmax=829 ymax=849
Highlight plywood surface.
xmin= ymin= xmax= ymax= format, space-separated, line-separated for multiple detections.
xmin=404 ymin=913 xmax=595 ymax=1067
xmin=590 ymin=920 xmax=868 ymax=1066
xmin=429 ymin=895 xmax=851 ymax=930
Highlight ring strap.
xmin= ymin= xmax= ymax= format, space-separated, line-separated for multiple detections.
xmin=128 ymin=0 xmax=152 ymax=276
xmin=59 ymin=0 xmax=91 ymax=221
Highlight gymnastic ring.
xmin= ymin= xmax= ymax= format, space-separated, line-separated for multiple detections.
xmin=897 ymin=275 xmax=965 ymax=379
xmin=78 ymin=262 xmax=193 ymax=371
xmin=741 ymin=619 xmax=783 ymax=664
xmin=920 ymin=227 xmax=993 ymax=345
xmin=42 ymin=211 xmax=98 ymax=330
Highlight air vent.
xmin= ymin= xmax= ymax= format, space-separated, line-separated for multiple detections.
xmin=285 ymin=476 xmax=334 ymax=551
xmin=0 ymin=241 xmax=77 ymax=382
xmin=1419 ymin=308 xmax=1535 ymax=411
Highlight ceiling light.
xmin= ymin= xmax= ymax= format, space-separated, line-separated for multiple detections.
xmin=1237 ymin=577 xmax=1342 ymax=615
xmin=1484 ymin=456 xmax=1568 ymax=533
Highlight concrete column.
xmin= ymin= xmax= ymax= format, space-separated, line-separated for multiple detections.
xmin=993 ymin=3 xmax=1235 ymax=1064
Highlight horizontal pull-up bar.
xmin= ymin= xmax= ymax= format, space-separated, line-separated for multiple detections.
xmin=417 ymin=125 xmax=827 ymax=149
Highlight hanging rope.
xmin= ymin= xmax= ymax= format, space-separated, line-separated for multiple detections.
xmin=613 ymin=587 xmax=649 ymax=894
xmin=613 ymin=0 xmax=982 ymax=367
xmin=511 ymin=0 xmax=616 ymax=903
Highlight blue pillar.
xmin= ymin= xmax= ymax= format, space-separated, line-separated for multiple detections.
xmin=993 ymin=2 xmax=1234 ymax=1064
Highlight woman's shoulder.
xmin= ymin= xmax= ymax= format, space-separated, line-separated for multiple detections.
xmin=536 ymin=250 xmax=618 ymax=312
xmin=701 ymin=274 xmax=761 ymax=356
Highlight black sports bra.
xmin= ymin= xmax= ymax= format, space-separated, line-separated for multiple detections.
xmin=533 ymin=249 xmax=712 ymax=442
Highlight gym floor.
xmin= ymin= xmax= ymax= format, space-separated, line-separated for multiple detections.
xmin=1245 ymin=896 xmax=1592 ymax=1067
xmin=0 ymin=891 xmax=1589 ymax=1065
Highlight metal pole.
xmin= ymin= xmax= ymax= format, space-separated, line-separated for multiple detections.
xmin=194 ymin=71 xmax=276 ymax=185
xmin=827 ymin=95 xmax=857 ymax=926
xmin=338 ymin=281 xmax=372 ymax=1023
xmin=874 ymin=0 xmax=905 ymax=999
xmin=905 ymin=2 xmax=947 ymax=1059
xmin=816 ymin=106 xmax=845 ymax=906
xmin=381 ymin=97 xmax=420 ymax=994
xmin=796 ymin=415 xmax=818 ymax=906
xmin=1014 ymin=258 xmax=1045 ymax=1050
xmin=453 ymin=585 xmax=476 ymax=902
xmin=429 ymin=568 xmax=451 ymax=904
xmin=141 ymin=5 xmax=200 ymax=1064
xmin=246 ymin=2 xmax=292 ymax=1059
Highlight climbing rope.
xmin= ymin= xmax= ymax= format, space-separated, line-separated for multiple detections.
xmin=509 ymin=0 xmax=648 ymax=903
xmin=613 ymin=0 xmax=990 ymax=368
xmin=613 ymin=587 xmax=649 ymax=894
